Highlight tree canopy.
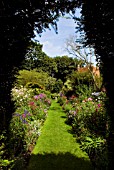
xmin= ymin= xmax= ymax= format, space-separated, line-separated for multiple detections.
xmin=0 ymin=1 xmax=114 ymax=169
xmin=0 ymin=0 xmax=80 ymax=132
xmin=76 ymin=1 xmax=114 ymax=169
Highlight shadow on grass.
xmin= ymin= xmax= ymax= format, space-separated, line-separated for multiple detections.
xmin=61 ymin=115 xmax=67 ymax=119
xmin=60 ymin=115 xmax=76 ymax=136
xmin=27 ymin=152 xmax=94 ymax=170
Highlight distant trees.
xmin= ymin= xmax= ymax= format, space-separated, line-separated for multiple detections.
xmin=65 ymin=35 xmax=95 ymax=65
xmin=54 ymin=55 xmax=78 ymax=82
xmin=0 ymin=0 xmax=79 ymax=133
xmin=22 ymin=41 xmax=82 ymax=83
xmin=65 ymin=35 xmax=102 ymax=90
xmin=21 ymin=41 xmax=46 ymax=70
xmin=76 ymin=1 xmax=114 ymax=169
xmin=21 ymin=41 xmax=58 ymax=76
xmin=1 ymin=0 xmax=114 ymax=168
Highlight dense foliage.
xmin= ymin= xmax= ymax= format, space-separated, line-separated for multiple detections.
xmin=0 ymin=87 xmax=51 ymax=169
xmin=76 ymin=1 xmax=114 ymax=169
xmin=57 ymin=90 xmax=108 ymax=169
xmin=0 ymin=1 xmax=79 ymax=168
xmin=54 ymin=56 xmax=78 ymax=82
xmin=0 ymin=0 xmax=114 ymax=169
xmin=0 ymin=0 xmax=80 ymax=132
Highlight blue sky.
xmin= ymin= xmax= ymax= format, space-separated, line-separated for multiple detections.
xmin=34 ymin=9 xmax=96 ymax=65
xmin=35 ymin=10 xmax=80 ymax=57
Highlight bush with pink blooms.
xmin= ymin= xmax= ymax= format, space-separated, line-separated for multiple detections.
xmin=8 ymin=86 xmax=51 ymax=168
xmin=58 ymin=92 xmax=108 ymax=169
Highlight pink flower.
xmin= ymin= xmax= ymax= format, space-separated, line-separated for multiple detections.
xmin=22 ymin=114 xmax=26 ymax=118
xmin=38 ymin=93 xmax=46 ymax=99
xmin=97 ymin=104 xmax=101 ymax=108
xmin=34 ymin=95 xmax=39 ymax=100
xmin=73 ymin=111 xmax=77 ymax=115
xmin=87 ymin=97 xmax=93 ymax=101
xmin=29 ymin=101 xmax=35 ymax=106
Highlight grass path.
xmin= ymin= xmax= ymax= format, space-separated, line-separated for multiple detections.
xmin=27 ymin=100 xmax=93 ymax=170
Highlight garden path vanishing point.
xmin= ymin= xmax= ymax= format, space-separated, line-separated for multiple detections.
xmin=27 ymin=100 xmax=93 ymax=170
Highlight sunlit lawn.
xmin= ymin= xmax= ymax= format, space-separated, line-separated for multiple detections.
xmin=27 ymin=101 xmax=93 ymax=170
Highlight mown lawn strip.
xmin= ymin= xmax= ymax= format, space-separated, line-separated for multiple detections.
xmin=27 ymin=100 xmax=93 ymax=170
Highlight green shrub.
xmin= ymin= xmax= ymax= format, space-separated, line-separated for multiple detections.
xmin=62 ymin=79 xmax=73 ymax=97
xmin=70 ymin=71 xmax=94 ymax=87
xmin=62 ymin=71 xmax=95 ymax=98
xmin=45 ymin=76 xmax=56 ymax=92
xmin=9 ymin=87 xmax=52 ymax=168
xmin=75 ymin=84 xmax=93 ymax=100
xmin=51 ymin=93 xmax=58 ymax=99
xmin=15 ymin=69 xmax=49 ymax=89
xmin=0 ymin=133 xmax=14 ymax=169
xmin=26 ymin=82 xmax=44 ymax=89
xmin=52 ymin=79 xmax=63 ymax=93
xmin=57 ymin=94 xmax=67 ymax=106
xmin=9 ymin=116 xmax=27 ymax=156
xmin=65 ymin=94 xmax=108 ymax=169
xmin=81 ymin=137 xmax=108 ymax=169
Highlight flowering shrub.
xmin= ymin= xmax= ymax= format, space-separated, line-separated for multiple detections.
xmin=70 ymin=97 xmax=107 ymax=138
xmin=9 ymin=87 xmax=51 ymax=168
xmin=58 ymin=92 xmax=108 ymax=169
xmin=11 ymin=86 xmax=34 ymax=107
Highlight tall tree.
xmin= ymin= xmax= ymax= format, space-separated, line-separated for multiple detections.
xmin=54 ymin=55 xmax=77 ymax=82
xmin=0 ymin=0 xmax=80 ymax=133
xmin=21 ymin=41 xmax=45 ymax=70
xmin=65 ymin=35 xmax=95 ymax=65
xmin=1 ymin=1 xmax=113 ymax=168
xmin=36 ymin=56 xmax=58 ymax=77
xmin=76 ymin=1 xmax=114 ymax=169
xmin=65 ymin=35 xmax=100 ymax=90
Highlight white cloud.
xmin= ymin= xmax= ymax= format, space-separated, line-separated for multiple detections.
xmin=41 ymin=40 xmax=67 ymax=57
xmin=34 ymin=11 xmax=80 ymax=58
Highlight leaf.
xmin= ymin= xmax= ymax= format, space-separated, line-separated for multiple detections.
xmin=85 ymin=136 xmax=93 ymax=142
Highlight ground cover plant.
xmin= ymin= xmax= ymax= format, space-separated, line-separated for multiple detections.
xmin=57 ymin=91 xmax=108 ymax=169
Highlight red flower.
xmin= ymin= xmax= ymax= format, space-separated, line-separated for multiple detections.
xmin=29 ymin=101 xmax=35 ymax=106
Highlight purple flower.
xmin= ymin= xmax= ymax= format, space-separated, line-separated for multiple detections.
xmin=24 ymin=110 xmax=29 ymax=114
xmin=44 ymin=109 xmax=47 ymax=113
xmin=34 ymin=95 xmax=39 ymax=100
xmin=22 ymin=119 xmax=28 ymax=124
xmin=38 ymin=93 xmax=46 ymax=99
xmin=27 ymin=113 xmax=31 ymax=116
xmin=69 ymin=110 xmax=77 ymax=116
xmin=20 ymin=115 xmax=22 ymax=121
xmin=60 ymin=92 xmax=63 ymax=97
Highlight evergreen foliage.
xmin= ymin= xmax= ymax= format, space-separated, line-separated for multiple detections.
xmin=76 ymin=1 xmax=114 ymax=169
xmin=0 ymin=0 xmax=114 ymax=169
xmin=0 ymin=0 xmax=79 ymax=133
xmin=54 ymin=56 xmax=77 ymax=82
